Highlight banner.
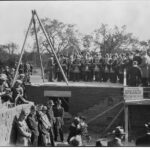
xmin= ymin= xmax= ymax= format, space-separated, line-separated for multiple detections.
xmin=124 ymin=87 xmax=143 ymax=101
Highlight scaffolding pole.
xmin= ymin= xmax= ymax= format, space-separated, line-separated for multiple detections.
xmin=33 ymin=10 xmax=69 ymax=86
xmin=32 ymin=11 xmax=45 ymax=82
xmin=12 ymin=15 xmax=33 ymax=87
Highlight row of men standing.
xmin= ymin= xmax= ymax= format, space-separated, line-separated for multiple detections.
xmin=16 ymin=99 xmax=64 ymax=146
xmin=46 ymin=54 xmax=125 ymax=83
xmin=46 ymin=49 xmax=150 ymax=86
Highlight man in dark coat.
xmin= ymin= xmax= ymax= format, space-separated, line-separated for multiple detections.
xmin=46 ymin=100 xmax=55 ymax=146
xmin=136 ymin=122 xmax=150 ymax=146
xmin=26 ymin=105 xmax=39 ymax=146
xmin=133 ymin=50 xmax=142 ymax=65
xmin=67 ymin=117 xmax=82 ymax=143
xmin=108 ymin=126 xmax=125 ymax=147
xmin=127 ymin=61 xmax=142 ymax=86
xmin=53 ymin=99 xmax=64 ymax=142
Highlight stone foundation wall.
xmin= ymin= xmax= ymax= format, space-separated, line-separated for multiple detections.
xmin=0 ymin=104 xmax=32 ymax=146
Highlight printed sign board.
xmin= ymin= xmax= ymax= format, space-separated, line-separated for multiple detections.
xmin=124 ymin=87 xmax=143 ymax=101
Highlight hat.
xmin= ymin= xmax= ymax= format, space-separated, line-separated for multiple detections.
xmin=112 ymin=126 xmax=125 ymax=136
xmin=15 ymin=80 xmax=22 ymax=84
xmin=48 ymin=100 xmax=54 ymax=106
xmin=42 ymin=106 xmax=47 ymax=111
xmin=0 ymin=74 xmax=7 ymax=81
xmin=20 ymin=109 xmax=28 ymax=116
xmin=73 ymin=117 xmax=80 ymax=125
xmin=56 ymin=99 xmax=62 ymax=104
xmin=5 ymin=88 xmax=11 ymax=92
xmin=30 ymin=105 xmax=36 ymax=111
xmin=145 ymin=122 xmax=150 ymax=129
xmin=19 ymin=74 xmax=25 ymax=77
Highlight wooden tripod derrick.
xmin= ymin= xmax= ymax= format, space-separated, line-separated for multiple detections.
xmin=12 ymin=10 xmax=69 ymax=87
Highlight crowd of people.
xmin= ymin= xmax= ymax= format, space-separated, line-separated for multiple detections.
xmin=0 ymin=62 xmax=33 ymax=107
xmin=15 ymin=100 xmax=150 ymax=147
xmin=15 ymin=99 xmax=91 ymax=147
xmin=46 ymin=49 xmax=150 ymax=86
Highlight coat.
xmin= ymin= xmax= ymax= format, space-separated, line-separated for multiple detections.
xmin=136 ymin=133 xmax=150 ymax=146
xmin=46 ymin=108 xmax=55 ymax=126
xmin=53 ymin=106 xmax=64 ymax=128
xmin=26 ymin=113 xmax=39 ymax=136
xmin=108 ymin=137 xmax=123 ymax=147
xmin=16 ymin=120 xmax=31 ymax=146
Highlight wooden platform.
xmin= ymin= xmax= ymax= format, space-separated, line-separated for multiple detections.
xmin=30 ymin=74 xmax=123 ymax=88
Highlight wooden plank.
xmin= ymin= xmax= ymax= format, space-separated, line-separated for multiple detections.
xmin=44 ymin=90 xmax=71 ymax=97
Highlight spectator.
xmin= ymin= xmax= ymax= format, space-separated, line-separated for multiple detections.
xmin=136 ymin=122 xmax=150 ymax=146
xmin=67 ymin=117 xmax=82 ymax=144
xmin=26 ymin=105 xmax=39 ymax=146
xmin=46 ymin=100 xmax=55 ymax=146
xmin=38 ymin=106 xmax=51 ymax=146
xmin=12 ymin=80 xmax=30 ymax=105
xmin=107 ymin=126 xmax=125 ymax=147
xmin=16 ymin=109 xmax=31 ymax=146
xmin=127 ymin=61 xmax=142 ymax=86
xmin=140 ymin=50 xmax=150 ymax=86
xmin=53 ymin=99 xmax=64 ymax=142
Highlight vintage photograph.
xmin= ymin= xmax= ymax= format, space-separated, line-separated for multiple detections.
xmin=0 ymin=0 xmax=150 ymax=147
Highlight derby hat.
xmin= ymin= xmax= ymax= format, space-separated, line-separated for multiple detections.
xmin=48 ymin=100 xmax=54 ymax=106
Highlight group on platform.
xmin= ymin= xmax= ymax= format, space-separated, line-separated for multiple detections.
xmin=46 ymin=49 xmax=150 ymax=86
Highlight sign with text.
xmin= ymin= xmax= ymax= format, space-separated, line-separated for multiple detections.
xmin=124 ymin=87 xmax=143 ymax=101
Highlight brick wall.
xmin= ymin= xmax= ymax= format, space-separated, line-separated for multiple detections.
xmin=0 ymin=104 xmax=32 ymax=146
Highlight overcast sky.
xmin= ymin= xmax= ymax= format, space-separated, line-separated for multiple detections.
xmin=0 ymin=1 xmax=150 ymax=50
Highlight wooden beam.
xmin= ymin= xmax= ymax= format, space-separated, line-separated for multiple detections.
xmin=32 ymin=11 xmax=45 ymax=82
xmin=33 ymin=10 xmax=69 ymax=86
xmin=12 ymin=15 xmax=33 ymax=87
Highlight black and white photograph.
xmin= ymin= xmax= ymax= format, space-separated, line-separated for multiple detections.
xmin=0 ymin=0 xmax=150 ymax=147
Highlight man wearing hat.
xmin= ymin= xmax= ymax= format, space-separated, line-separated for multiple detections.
xmin=16 ymin=109 xmax=31 ymax=146
xmin=127 ymin=61 xmax=142 ymax=86
xmin=38 ymin=106 xmax=51 ymax=146
xmin=133 ymin=49 xmax=142 ymax=65
xmin=26 ymin=105 xmax=39 ymax=146
xmin=107 ymin=126 xmax=125 ymax=147
xmin=136 ymin=122 xmax=150 ymax=146
xmin=46 ymin=100 xmax=55 ymax=146
xmin=53 ymin=99 xmax=64 ymax=142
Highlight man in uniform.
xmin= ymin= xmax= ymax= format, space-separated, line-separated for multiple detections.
xmin=53 ymin=99 xmax=64 ymax=142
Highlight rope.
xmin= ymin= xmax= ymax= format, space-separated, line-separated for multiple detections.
xmin=87 ymin=101 xmax=124 ymax=124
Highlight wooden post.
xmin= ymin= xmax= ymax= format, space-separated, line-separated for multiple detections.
xmin=32 ymin=11 xmax=45 ymax=82
xmin=12 ymin=15 xmax=33 ymax=87
xmin=124 ymin=68 xmax=127 ymax=87
xmin=125 ymin=104 xmax=128 ymax=144
xmin=34 ymin=10 xmax=69 ymax=86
